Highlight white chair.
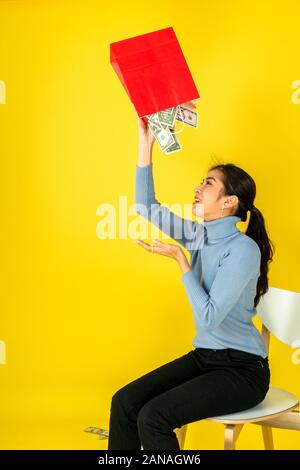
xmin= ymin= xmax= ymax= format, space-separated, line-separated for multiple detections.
xmin=175 ymin=286 xmax=300 ymax=450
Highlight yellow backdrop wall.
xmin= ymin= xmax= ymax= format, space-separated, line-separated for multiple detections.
xmin=0 ymin=0 xmax=299 ymax=450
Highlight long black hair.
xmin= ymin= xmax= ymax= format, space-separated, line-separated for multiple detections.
xmin=209 ymin=162 xmax=275 ymax=307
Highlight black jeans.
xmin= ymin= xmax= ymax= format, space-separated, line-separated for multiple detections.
xmin=108 ymin=347 xmax=270 ymax=450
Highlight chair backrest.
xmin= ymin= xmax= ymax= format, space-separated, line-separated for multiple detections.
xmin=256 ymin=286 xmax=300 ymax=348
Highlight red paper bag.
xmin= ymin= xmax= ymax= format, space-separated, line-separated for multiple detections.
xmin=110 ymin=27 xmax=200 ymax=117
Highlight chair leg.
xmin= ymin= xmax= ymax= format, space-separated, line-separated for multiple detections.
xmin=261 ymin=425 xmax=274 ymax=450
xmin=174 ymin=425 xmax=188 ymax=450
xmin=224 ymin=424 xmax=244 ymax=450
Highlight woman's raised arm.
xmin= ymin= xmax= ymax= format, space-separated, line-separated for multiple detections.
xmin=135 ymin=117 xmax=196 ymax=250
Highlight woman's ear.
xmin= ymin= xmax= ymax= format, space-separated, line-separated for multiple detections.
xmin=225 ymin=195 xmax=239 ymax=209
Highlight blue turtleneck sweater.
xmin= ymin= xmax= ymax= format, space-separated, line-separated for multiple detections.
xmin=135 ymin=163 xmax=268 ymax=359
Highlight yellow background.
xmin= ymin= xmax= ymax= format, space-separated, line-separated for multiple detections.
xmin=0 ymin=0 xmax=299 ymax=450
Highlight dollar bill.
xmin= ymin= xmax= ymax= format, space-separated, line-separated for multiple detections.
xmin=153 ymin=120 xmax=174 ymax=134
xmin=146 ymin=103 xmax=197 ymax=154
xmin=157 ymin=106 xmax=178 ymax=127
xmin=148 ymin=108 xmax=178 ymax=128
xmin=147 ymin=118 xmax=180 ymax=153
xmin=148 ymin=121 xmax=175 ymax=152
xmin=147 ymin=113 xmax=160 ymax=126
xmin=148 ymin=107 xmax=178 ymax=128
xmin=176 ymin=105 xmax=198 ymax=128
xmin=84 ymin=426 xmax=109 ymax=439
xmin=164 ymin=134 xmax=182 ymax=154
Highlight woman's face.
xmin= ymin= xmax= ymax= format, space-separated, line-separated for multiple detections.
xmin=192 ymin=169 xmax=238 ymax=221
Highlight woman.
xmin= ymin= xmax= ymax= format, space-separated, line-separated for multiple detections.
xmin=108 ymin=109 xmax=275 ymax=450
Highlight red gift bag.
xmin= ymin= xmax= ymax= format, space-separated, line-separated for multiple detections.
xmin=110 ymin=27 xmax=200 ymax=118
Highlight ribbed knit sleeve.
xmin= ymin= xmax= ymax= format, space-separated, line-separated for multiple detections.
xmin=181 ymin=241 xmax=261 ymax=331
xmin=135 ymin=163 xmax=196 ymax=250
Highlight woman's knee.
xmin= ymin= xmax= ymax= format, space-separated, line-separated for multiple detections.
xmin=137 ymin=401 xmax=155 ymax=430
xmin=137 ymin=399 xmax=168 ymax=431
xmin=111 ymin=384 xmax=136 ymax=412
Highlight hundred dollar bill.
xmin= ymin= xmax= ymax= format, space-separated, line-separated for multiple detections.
xmin=176 ymin=105 xmax=198 ymax=128
xmin=148 ymin=121 xmax=175 ymax=152
xmin=84 ymin=426 xmax=109 ymax=439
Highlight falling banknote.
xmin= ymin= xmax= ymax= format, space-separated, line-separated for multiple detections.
xmin=148 ymin=121 xmax=175 ymax=152
xmin=147 ymin=104 xmax=197 ymax=154
xmin=84 ymin=426 xmax=109 ymax=439
xmin=176 ymin=105 xmax=198 ymax=128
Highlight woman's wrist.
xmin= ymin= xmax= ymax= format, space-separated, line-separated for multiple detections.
xmin=177 ymin=250 xmax=191 ymax=274
xmin=137 ymin=142 xmax=152 ymax=167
